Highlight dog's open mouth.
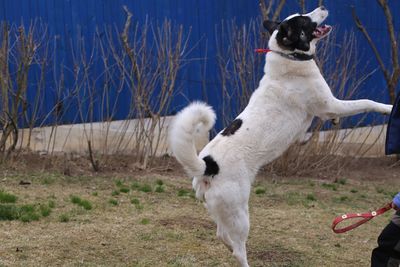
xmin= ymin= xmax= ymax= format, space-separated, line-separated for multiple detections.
xmin=313 ymin=25 xmax=332 ymax=38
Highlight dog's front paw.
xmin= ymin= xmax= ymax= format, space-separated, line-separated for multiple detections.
xmin=331 ymin=117 xmax=340 ymax=125
xmin=380 ymin=104 xmax=393 ymax=115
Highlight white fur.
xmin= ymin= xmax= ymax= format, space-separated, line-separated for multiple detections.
xmin=169 ymin=7 xmax=392 ymax=267
xmin=169 ymin=102 xmax=216 ymax=178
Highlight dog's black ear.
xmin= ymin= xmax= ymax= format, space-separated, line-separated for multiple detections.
xmin=278 ymin=21 xmax=294 ymax=45
xmin=263 ymin=20 xmax=280 ymax=34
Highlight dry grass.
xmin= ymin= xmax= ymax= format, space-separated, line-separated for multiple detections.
xmin=0 ymin=157 xmax=399 ymax=266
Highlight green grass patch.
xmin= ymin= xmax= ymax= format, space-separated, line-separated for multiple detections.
xmin=131 ymin=181 xmax=141 ymax=190
xmin=111 ymin=190 xmax=120 ymax=196
xmin=131 ymin=181 xmax=153 ymax=193
xmin=0 ymin=190 xmax=17 ymax=203
xmin=376 ymin=188 xmax=385 ymax=194
xmin=0 ymin=204 xmax=42 ymax=222
xmin=333 ymin=195 xmax=350 ymax=203
xmin=78 ymin=200 xmax=92 ymax=210
xmin=39 ymin=204 xmax=52 ymax=217
xmin=374 ymin=188 xmax=396 ymax=197
xmin=0 ymin=204 xmax=19 ymax=220
xmin=385 ymin=191 xmax=398 ymax=198
xmin=131 ymin=198 xmax=140 ymax=205
xmin=350 ymin=189 xmax=358 ymax=193
xmin=334 ymin=178 xmax=347 ymax=185
xmin=155 ymin=185 xmax=165 ymax=193
xmin=131 ymin=198 xmax=143 ymax=210
xmin=41 ymin=176 xmax=56 ymax=185
xmin=109 ymin=199 xmax=118 ymax=206
xmin=156 ymin=179 xmax=164 ymax=186
xmin=18 ymin=204 xmax=40 ymax=222
xmin=59 ymin=213 xmax=70 ymax=222
xmin=48 ymin=200 xmax=56 ymax=208
xmin=177 ymin=189 xmax=190 ymax=197
xmin=139 ymin=184 xmax=152 ymax=193
xmin=135 ymin=204 xmax=144 ymax=210
xmin=70 ymin=195 xmax=81 ymax=204
xmin=92 ymin=191 xmax=98 ymax=197
xmin=306 ymin=193 xmax=317 ymax=201
xmin=120 ymin=187 xmax=130 ymax=193
xmin=70 ymin=195 xmax=93 ymax=210
xmin=255 ymin=187 xmax=266 ymax=195
xmin=321 ymin=183 xmax=337 ymax=191
xmin=115 ymin=180 xmax=124 ymax=187
xmin=285 ymin=192 xmax=303 ymax=206
xmin=140 ymin=218 xmax=150 ymax=225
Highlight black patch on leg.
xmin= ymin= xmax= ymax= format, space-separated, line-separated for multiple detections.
xmin=221 ymin=119 xmax=242 ymax=136
xmin=202 ymin=155 xmax=219 ymax=176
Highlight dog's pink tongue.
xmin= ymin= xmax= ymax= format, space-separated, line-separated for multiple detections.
xmin=313 ymin=25 xmax=331 ymax=38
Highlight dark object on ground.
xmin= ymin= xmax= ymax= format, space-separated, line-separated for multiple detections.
xmin=371 ymin=218 xmax=400 ymax=267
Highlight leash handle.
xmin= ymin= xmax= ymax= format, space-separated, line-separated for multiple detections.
xmin=332 ymin=202 xmax=393 ymax=234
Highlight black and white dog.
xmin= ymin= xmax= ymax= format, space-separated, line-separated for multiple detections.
xmin=169 ymin=7 xmax=392 ymax=267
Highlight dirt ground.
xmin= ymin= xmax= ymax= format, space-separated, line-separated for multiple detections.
xmin=0 ymin=154 xmax=399 ymax=266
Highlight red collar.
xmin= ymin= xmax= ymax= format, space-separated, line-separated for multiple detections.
xmin=254 ymin=48 xmax=272 ymax=53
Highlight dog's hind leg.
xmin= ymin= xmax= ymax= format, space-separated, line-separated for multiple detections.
xmin=213 ymin=200 xmax=250 ymax=267
xmin=225 ymin=208 xmax=250 ymax=267
xmin=217 ymin=223 xmax=233 ymax=252
xmin=206 ymin=179 xmax=251 ymax=267
xmin=214 ymin=210 xmax=249 ymax=267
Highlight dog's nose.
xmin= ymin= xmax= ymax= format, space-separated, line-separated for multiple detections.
xmin=320 ymin=6 xmax=326 ymax=11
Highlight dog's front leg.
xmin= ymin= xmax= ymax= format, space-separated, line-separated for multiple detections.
xmin=315 ymin=98 xmax=392 ymax=120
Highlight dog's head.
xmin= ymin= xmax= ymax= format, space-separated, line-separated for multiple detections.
xmin=264 ymin=6 xmax=331 ymax=56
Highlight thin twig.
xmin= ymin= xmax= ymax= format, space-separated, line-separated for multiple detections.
xmin=87 ymin=140 xmax=99 ymax=172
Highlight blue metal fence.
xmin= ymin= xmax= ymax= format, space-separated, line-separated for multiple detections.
xmin=0 ymin=0 xmax=398 ymax=129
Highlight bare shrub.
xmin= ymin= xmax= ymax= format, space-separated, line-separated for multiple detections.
xmin=0 ymin=21 xmax=49 ymax=161
xmin=93 ymin=7 xmax=192 ymax=169
xmin=50 ymin=7 xmax=192 ymax=169
xmin=0 ymin=8 xmax=193 ymax=170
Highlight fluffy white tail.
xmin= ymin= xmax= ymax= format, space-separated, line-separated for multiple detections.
xmin=169 ymin=102 xmax=216 ymax=177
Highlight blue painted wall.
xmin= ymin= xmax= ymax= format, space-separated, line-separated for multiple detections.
xmin=0 ymin=0 xmax=398 ymax=129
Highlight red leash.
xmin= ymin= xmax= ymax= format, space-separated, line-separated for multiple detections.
xmin=332 ymin=202 xmax=393 ymax=234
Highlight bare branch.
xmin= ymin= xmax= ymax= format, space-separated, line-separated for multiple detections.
xmin=377 ymin=0 xmax=399 ymax=71
xmin=352 ymin=3 xmax=399 ymax=103
xmin=87 ymin=140 xmax=99 ymax=172
xmin=3 ymin=111 xmax=18 ymax=160
xmin=272 ymin=0 xmax=287 ymax=21
xmin=259 ymin=0 xmax=273 ymax=20
xmin=377 ymin=0 xmax=400 ymax=102
xmin=121 ymin=6 xmax=140 ymax=83
xmin=351 ymin=7 xmax=390 ymax=84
